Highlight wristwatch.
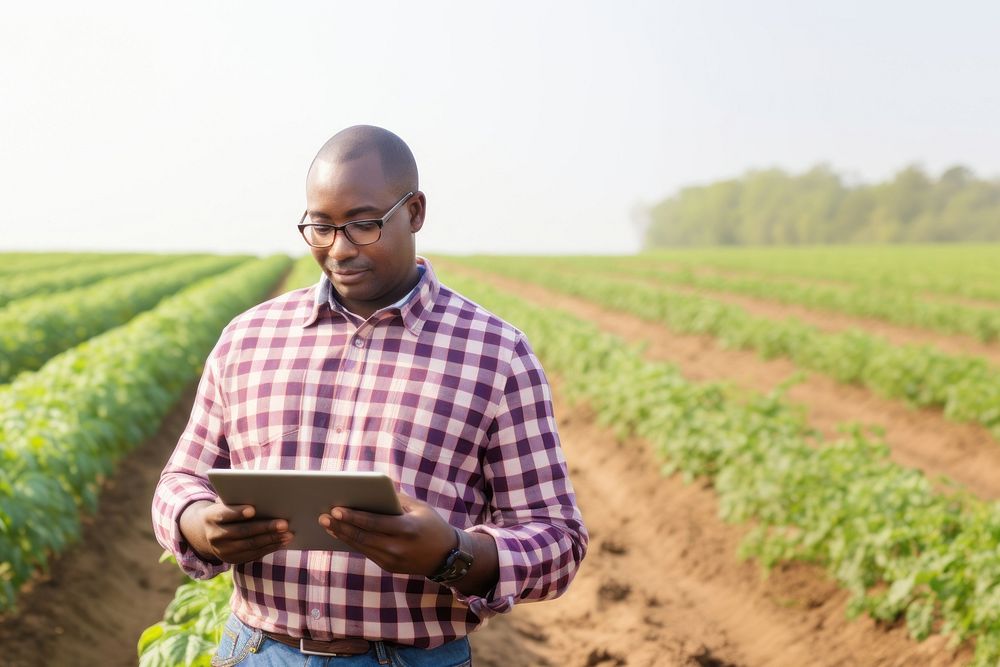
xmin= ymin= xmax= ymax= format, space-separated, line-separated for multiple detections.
xmin=428 ymin=527 xmax=474 ymax=585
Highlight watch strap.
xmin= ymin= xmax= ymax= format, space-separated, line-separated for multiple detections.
xmin=428 ymin=527 xmax=474 ymax=585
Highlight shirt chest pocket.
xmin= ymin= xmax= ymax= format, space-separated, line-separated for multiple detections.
xmin=226 ymin=368 xmax=304 ymax=468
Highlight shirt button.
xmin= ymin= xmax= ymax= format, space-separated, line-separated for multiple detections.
xmin=311 ymin=608 xmax=321 ymax=620
xmin=335 ymin=425 xmax=343 ymax=433
xmin=353 ymin=338 xmax=364 ymax=348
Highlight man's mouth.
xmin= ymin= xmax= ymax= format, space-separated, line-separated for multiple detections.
xmin=329 ymin=267 xmax=369 ymax=284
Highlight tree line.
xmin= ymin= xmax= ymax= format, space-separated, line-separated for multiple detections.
xmin=641 ymin=164 xmax=1000 ymax=247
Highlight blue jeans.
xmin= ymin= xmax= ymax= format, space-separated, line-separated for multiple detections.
xmin=210 ymin=613 xmax=473 ymax=667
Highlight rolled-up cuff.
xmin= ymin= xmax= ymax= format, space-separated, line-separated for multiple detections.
xmin=449 ymin=526 xmax=523 ymax=618
xmin=170 ymin=494 xmax=230 ymax=579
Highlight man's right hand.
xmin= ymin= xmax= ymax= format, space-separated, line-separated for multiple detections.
xmin=179 ymin=500 xmax=293 ymax=564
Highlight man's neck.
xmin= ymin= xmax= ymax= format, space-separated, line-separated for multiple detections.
xmin=331 ymin=264 xmax=425 ymax=320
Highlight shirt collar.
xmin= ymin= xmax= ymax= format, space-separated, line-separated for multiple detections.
xmin=298 ymin=256 xmax=438 ymax=336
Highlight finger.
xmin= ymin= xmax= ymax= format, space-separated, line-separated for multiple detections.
xmin=329 ymin=521 xmax=396 ymax=560
xmin=394 ymin=492 xmax=425 ymax=512
xmin=329 ymin=507 xmax=398 ymax=535
xmin=318 ymin=515 xmax=358 ymax=546
xmin=212 ymin=503 xmax=257 ymax=523
xmin=240 ymin=528 xmax=293 ymax=551
xmin=231 ymin=536 xmax=293 ymax=564
xmin=222 ymin=518 xmax=289 ymax=540
xmin=222 ymin=529 xmax=293 ymax=559
xmin=209 ymin=518 xmax=288 ymax=546
xmin=319 ymin=521 xmax=338 ymax=540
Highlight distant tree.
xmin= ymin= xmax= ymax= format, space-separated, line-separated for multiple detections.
xmin=643 ymin=163 xmax=1000 ymax=246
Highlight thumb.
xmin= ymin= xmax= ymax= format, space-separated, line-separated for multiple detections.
xmin=215 ymin=503 xmax=255 ymax=523
xmin=395 ymin=491 xmax=426 ymax=513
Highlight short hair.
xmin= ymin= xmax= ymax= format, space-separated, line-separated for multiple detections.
xmin=309 ymin=125 xmax=418 ymax=193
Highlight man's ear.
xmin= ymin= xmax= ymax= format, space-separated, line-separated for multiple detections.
xmin=408 ymin=191 xmax=426 ymax=233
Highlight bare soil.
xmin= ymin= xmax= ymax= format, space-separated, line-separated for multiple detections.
xmin=439 ymin=261 xmax=1000 ymax=501
xmin=472 ymin=392 xmax=970 ymax=666
xmin=0 ymin=382 xmax=971 ymax=667
xmin=0 ymin=264 xmax=983 ymax=667
xmin=631 ymin=264 xmax=1000 ymax=368
xmin=0 ymin=385 xmax=196 ymax=667
xmin=628 ymin=259 xmax=1000 ymax=311
xmin=625 ymin=272 xmax=1000 ymax=367
xmin=0 ymin=271 xmax=295 ymax=667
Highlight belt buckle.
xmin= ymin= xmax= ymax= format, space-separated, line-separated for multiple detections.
xmin=299 ymin=638 xmax=349 ymax=658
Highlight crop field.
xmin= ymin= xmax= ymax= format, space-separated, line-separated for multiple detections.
xmin=2 ymin=246 xmax=1000 ymax=666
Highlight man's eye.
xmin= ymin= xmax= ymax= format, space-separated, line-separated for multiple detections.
xmin=350 ymin=221 xmax=379 ymax=233
xmin=312 ymin=225 xmax=335 ymax=236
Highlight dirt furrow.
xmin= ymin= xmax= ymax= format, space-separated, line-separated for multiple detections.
xmin=438 ymin=261 xmax=1000 ymax=501
xmin=0 ymin=376 xmax=969 ymax=667
xmin=0 ymin=265 xmax=982 ymax=667
xmin=0 ymin=385 xmax=196 ymax=667
xmin=626 ymin=259 xmax=1000 ymax=310
xmin=623 ymin=273 xmax=1000 ymax=367
xmin=0 ymin=273 xmax=295 ymax=667
xmin=473 ymin=388 xmax=968 ymax=666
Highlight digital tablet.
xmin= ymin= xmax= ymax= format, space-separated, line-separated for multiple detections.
xmin=207 ymin=469 xmax=403 ymax=552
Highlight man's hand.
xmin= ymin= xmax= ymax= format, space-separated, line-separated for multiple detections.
xmin=318 ymin=493 xmax=455 ymax=576
xmin=180 ymin=500 xmax=293 ymax=565
xmin=318 ymin=492 xmax=500 ymax=596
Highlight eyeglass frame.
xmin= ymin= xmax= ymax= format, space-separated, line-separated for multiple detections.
xmin=297 ymin=191 xmax=415 ymax=248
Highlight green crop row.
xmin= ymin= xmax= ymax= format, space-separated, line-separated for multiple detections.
xmin=138 ymin=556 xmax=233 ymax=667
xmin=0 ymin=252 xmax=112 ymax=277
xmin=572 ymin=258 xmax=1000 ymax=343
xmin=445 ymin=257 xmax=1000 ymax=441
xmin=443 ymin=270 xmax=1000 ymax=664
xmin=642 ymin=245 xmax=1000 ymax=303
xmin=0 ymin=255 xmax=247 ymax=383
xmin=283 ymin=254 xmax=323 ymax=291
xmin=136 ymin=255 xmax=322 ymax=667
xmin=0 ymin=254 xmax=291 ymax=611
xmin=141 ymin=266 xmax=1000 ymax=666
xmin=0 ymin=253 xmax=194 ymax=307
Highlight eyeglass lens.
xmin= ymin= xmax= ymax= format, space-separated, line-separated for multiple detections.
xmin=304 ymin=220 xmax=382 ymax=247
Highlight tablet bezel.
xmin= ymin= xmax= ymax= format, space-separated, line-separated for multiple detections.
xmin=207 ymin=469 xmax=403 ymax=552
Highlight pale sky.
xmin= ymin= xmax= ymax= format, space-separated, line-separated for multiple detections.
xmin=2 ymin=1 xmax=999 ymax=256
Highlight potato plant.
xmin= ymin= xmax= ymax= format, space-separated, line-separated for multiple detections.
xmin=0 ymin=254 xmax=247 ymax=382
xmin=0 ymin=255 xmax=290 ymax=610
xmin=453 ymin=257 xmax=1000 ymax=440
xmin=142 ymin=266 xmax=1000 ymax=666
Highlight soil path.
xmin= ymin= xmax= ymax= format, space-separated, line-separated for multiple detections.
xmin=625 ymin=259 xmax=1000 ymax=310
xmin=618 ymin=272 xmax=1000 ymax=367
xmin=0 ymin=267 xmax=294 ymax=667
xmin=437 ymin=260 xmax=1000 ymax=500
xmin=0 ymin=384 xmax=197 ymax=667
xmin=0 ymin=384 xmax=971 ymax=667
xmin=471 ymin=389 xmax=968 ymax=666
xmin=678 ymin=282 xmax=1000 ymax=363
xmin=0 ymin=264 xmax=979 ymax=667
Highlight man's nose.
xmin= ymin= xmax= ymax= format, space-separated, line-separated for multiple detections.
xmin=326 ymin=228 xmax=359 ymax=261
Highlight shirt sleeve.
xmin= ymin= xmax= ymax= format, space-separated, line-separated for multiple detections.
xmin=454 ymin=334 xmax=588 ymax=617
xmin=151 ymin=341 xmax=233 ymax=579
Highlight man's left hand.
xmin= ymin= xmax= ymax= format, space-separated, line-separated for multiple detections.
xmin=318 ymin=492 xmax=457 ymax=577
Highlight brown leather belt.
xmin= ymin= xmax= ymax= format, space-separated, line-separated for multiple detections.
xmin=263 ymin=631 xmax=373 ymax=657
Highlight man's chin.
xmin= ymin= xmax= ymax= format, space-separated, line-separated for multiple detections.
xmin=331 ymin=283 xmax=368 ymax=302
xmin=330 ymin=278 xmax=378 ymax=306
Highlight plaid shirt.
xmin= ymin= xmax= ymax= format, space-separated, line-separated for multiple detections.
xmin=152 ymin=257 xmax=587 ymax=648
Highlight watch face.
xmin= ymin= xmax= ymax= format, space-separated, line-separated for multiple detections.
xmin=430 ymin=547 xmax=474 ymax=584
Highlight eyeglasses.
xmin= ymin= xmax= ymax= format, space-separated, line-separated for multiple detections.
xmin=298 ymin=191 xmax=415 ymax=248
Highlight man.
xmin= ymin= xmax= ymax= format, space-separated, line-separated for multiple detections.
xmin=152 ymin=125 xmax=587 ymax=665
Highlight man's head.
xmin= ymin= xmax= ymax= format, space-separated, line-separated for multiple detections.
xmin=303 ymin=125 xmax=426 ymax=318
